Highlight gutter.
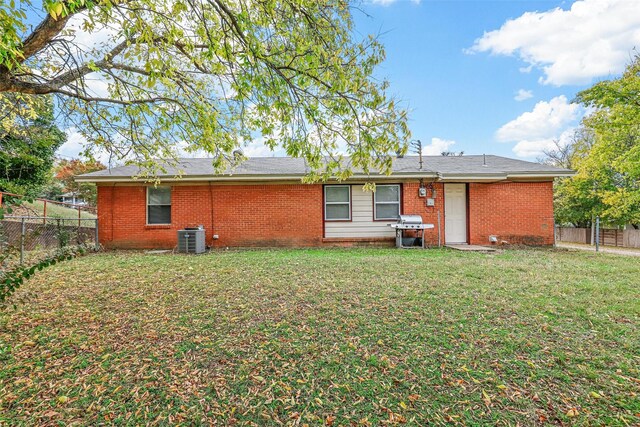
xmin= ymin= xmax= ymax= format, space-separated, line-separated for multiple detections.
xmin=75 ymin=170 xmax=575 ymax=184
xmin=75 ymin=172 xmax=440 ymax=183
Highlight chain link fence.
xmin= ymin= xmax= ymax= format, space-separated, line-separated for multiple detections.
xmin=0 ymin=216 xmax=98 ymax=271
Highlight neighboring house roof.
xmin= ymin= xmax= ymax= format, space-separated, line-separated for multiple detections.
xmin=75 ymin=155 xmax=574 ymax=183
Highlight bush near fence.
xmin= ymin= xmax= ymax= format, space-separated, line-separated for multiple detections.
xmin=556 ymin=227 xmax=640 ymax=248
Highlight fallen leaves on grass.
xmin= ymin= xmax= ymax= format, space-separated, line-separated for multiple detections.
xmin=0 ymin=249 xmax=639 ymax=425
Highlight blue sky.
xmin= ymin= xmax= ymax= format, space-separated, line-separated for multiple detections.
xmin=58 ymin=0 xmax=640 ymax=161
xmin=345 ymin=0 xmax=639 ymax=159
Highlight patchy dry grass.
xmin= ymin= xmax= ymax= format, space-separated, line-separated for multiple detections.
xmin=0 ymin=248 xmax=639 ymax=426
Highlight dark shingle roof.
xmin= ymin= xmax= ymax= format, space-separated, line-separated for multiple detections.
xmin=76 ymin=155 xmax=573 ymax=181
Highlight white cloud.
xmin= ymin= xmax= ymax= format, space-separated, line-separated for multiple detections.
xmin=469 ymin=0 xmax=640 ymax=85
xmin=368 ymin=0 xmax=421 ymax=6
xmin=512 ymin=128 xmax=576 ymax=158
xmin=65 ymin=13 xmax=121 ymax=56
xmin=496 ymin=95 xmax=580 ymax=143
xmin=496 ymin=96 xmax=582 ymax=158
xmin=57 ymin=128 xmax=88 ymax=159
xmin=422 ymin=137 xmax=456 ymax=155
xmin=514 ymin=89 xmax=533 ymax=101
xmin=242 ymin=136 xmax=286 ymax=157
xmin=57 ymin=128 xmax=112 ymax=164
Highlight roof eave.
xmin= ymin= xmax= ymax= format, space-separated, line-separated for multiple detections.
xmin=75 ymin=171 xmax=442 ymax=183
xmin=75 ymin=170 xmax=575 ymax=183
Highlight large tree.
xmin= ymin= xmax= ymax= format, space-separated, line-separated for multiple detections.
xmin=574 ymin=54 xmax=640 ymax=227
xmin=544 ymin=55 xmax=640 ymax=227
xmin=0 ymin=0 xmax=409 ymax=179
xmin=0 ymin=98 xmax=66 ymax=196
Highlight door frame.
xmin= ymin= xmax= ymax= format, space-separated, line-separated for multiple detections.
xmin=444 ymin=183 xmax=468 ymax=244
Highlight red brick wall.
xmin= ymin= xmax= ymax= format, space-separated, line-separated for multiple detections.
xmin=97 ymin=184 xmax=323 ymax=249
xmin=96 ymin=180 xmax=555 ymax=249
xmin=209 ymin=184 xmax=323 ymax=247
xmin=402 ymin=182 xmax=445 ymax=246
xmin=468 ymin=181 xmax=555 ymax=246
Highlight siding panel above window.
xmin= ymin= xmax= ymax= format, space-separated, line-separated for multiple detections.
xmin=324 ymin=185 xmax=351 ymax=221
xmin=147 ymin=187 xmax=171 ymax=224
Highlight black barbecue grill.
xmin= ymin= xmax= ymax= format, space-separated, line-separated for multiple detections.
xmin=389 ymin=215 xmax=435 ymax=248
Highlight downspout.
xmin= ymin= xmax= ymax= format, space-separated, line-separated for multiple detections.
xmin=209 ymin=182 xmax=215 ymax=247
xmin=110 ymin=183 xmax=115 ymax=243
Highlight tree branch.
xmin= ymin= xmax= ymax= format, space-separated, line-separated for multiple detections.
xmin=19 ymin=14 xmax=76 ymax=64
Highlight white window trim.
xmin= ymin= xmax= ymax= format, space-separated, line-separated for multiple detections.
xmin=374 ymin=184 xmax=401 ymax=220
xmin=324 ymin=185 xmax=351 ymax=221
xmin=146 ymin=186 xmax=172 ymax=225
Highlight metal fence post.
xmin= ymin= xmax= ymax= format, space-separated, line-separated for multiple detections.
xmin=57 ymin=218 xmax=62 ymax=248
xmin=20 ymin=217 xmax=25 ymax=265
xmin=94 ymin=219 xmax=99 ymax=250
xmin=595 ymin=217 xmax=600 ymax=252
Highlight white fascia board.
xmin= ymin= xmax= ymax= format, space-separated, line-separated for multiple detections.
xmin=75 ymin=172 xmax=441 ymax=183
xmin=506 ymin=172 xmax=575 ymax=179
xmin=76 ymin=170 xmax=573 ymax=183
xmin=437 ymin=174 xmax=508 ymax=182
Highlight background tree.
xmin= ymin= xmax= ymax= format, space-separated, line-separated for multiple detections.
xmin=0 ymin=98 xmax=66 ymax=196
xmin=0 ymin=0 xmax=409 ymax=179
xmin=540 ymin=129 xmax=598 ymax=227
xmin=574 ymin=53 xmax=640 ymax=227
xmin=543 ymin=54 xmax=640 ymax=228
xmin=53 ymin=158 xmax=106 ymax=204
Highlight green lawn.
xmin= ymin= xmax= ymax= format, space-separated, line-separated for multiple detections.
xmin=17 ymin=200 xmax=97 ymax=220
xmin=1 ymin=248 xmax=638 ymax=425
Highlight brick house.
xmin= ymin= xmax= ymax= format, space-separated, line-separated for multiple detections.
xmin=76 ymin=155 xmax=573 ymax=249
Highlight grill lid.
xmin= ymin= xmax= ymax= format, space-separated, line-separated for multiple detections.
xmin=398 ymin=214 xmax=423 ymax=225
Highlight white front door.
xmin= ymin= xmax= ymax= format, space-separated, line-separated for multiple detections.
xmin=445 ymin=184 xmax=467 ymax=244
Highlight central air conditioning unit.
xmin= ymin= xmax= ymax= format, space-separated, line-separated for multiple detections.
xmin=177 ymin=226 xmax=206 ymax=254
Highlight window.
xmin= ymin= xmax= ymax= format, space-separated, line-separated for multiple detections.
xmin=147 ymin=187 xmax=171 ymax=224
xmin=374 ymin=184 xmax=401 ymax=220
xmin=324 ymin=185 xmax=351 ymax=221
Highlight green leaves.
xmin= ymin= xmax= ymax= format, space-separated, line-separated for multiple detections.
xmin=0 ymin=97 xmax=66 ymax=199
xmin=554 ymin=54 xmax=640 ymax=227
xmin=1 ymin=0 xmax=409 ymax=180
xmin=47 ymin=2 xmax=64 ymax=19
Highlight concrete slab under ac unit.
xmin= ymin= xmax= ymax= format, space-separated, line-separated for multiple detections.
xmin=445 ymin=244 xmax=497 ymax=252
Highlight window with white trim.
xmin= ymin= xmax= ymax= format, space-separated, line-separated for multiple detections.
xmin=374 ymin=184 xmax=401 ymax=220
xmin=324 ymin=185 xmax=351 ymax=221
xmin=147 ymin=187 xmax=171 ymax=224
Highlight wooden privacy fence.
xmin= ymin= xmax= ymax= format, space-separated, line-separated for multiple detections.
xmin=624 ymin=229 xmax=640 ymax=248
xmin=556 ymin=227 xmax=640 ymax=248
